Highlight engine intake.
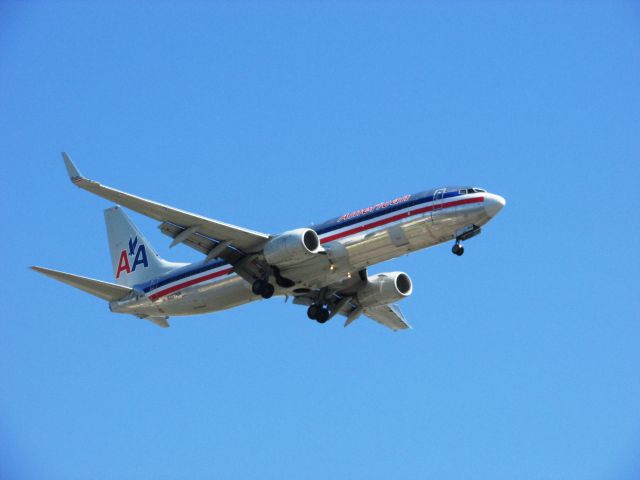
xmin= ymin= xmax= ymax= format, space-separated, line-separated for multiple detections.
xmin=357 ymin=271 xmax=413 ymax=308
xmin=263 ymin=228 xmax=321 ymax=268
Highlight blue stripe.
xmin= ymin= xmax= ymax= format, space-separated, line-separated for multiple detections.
xmin=138 ymin=259 xmax=227 ymax=293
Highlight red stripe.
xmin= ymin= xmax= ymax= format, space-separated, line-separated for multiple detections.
xmin=320 ymin=196 xmax=483 ymax=244
xmin=149 ymin=267 xmax=233 ymax=301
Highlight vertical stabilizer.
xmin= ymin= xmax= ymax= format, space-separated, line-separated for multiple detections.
xmin=105 ymin=206 xmax=186 ymax=287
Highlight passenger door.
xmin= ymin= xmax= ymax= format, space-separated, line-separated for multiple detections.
xmin=431 ymin=188 xmax=446 ymax=222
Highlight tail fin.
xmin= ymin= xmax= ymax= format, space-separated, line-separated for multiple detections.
xmin=105 ymin=206 xmax=186 ymax=287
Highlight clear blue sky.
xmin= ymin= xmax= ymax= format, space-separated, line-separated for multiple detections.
xmin=2 ymin=2 xmax=639 ymax=479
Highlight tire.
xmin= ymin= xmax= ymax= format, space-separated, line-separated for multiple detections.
xmin=261 ymin=283 xmax=275 ymax=299
xmin=307 ymin=304 xmax=320 ymax=320
xmin=318 ymin=308 xmax=330 ymax=324
xmin=252 ymin=279 xmax=266 ymax=295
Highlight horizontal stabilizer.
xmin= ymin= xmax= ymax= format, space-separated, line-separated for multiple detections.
xmin=141 ymin=316 xmax=170 ymax=328
xmin=31 ymin=266 xmax=133 ymax=301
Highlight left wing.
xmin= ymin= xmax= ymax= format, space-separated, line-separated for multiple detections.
xmin=62 ymin=153 xmax=270 ymax=255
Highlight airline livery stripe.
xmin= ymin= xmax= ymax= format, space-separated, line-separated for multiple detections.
xmin=318 ymin=194 xmax=481 ymax=238
xmin=320 ymin=196 xmax=484 ymax=243
xmin=149 ymin=267 xmax=233 ymax=301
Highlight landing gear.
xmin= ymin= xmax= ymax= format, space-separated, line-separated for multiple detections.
xmin=262 ymin=283 xmax=275 ymax=299
xmin=252 ymin=279 xmax=275 ymax=299
xmin=452 ymin=224 xmax=481 ymax=256
xmin=307 ymin=304 xmax=330 ymax=323
xmin=307 ymin=304 xmax=320 ymax=320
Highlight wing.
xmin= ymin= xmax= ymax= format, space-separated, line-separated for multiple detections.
xmin=62 ymin=153 xmax=270 ymax=255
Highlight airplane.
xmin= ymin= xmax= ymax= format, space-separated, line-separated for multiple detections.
xmin=31 ymin=153 xmax=506 ymax=331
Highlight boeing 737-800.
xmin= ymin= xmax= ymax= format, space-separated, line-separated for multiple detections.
xmin=32 ymin=153 xmax=506 ymax=331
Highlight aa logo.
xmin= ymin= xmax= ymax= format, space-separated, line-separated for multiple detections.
xmin=115 ymin=236 xmax=148 ymax=278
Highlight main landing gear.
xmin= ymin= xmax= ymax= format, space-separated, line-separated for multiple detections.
xmin=252 ymin=279 xmax=275 ymax=299
xmin=307 ymin=304 xmax=330 ymax=323
xmin=252 ymin=267 xmax=295 ymax=300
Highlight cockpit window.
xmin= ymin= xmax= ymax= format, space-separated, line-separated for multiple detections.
xmin=461 ymin=187 xmax=486 ymax=194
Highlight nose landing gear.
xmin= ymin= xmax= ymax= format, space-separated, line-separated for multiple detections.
xmin=452 ymin=224 xmax=481 ymax=256
xmin=452 ymin=241 xmax=464 ymax=256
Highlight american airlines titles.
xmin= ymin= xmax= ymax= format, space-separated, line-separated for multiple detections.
xmin=338 ymin=194 xmax=411 ymax=222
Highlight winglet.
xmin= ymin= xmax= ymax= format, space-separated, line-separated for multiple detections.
xmin=62 ymin=152 xmax=84 ymax=183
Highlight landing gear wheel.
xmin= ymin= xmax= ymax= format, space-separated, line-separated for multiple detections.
xmin=252 ymin=279 xmax=267 ymax=295
xmin=307 ymin=304 xmax=320 ymax=320
xmin=452 ymin=243 xmax=464 ymax=256
xmin=307 ymin=304 xmax=330 ymax=323
xmin=261 ymin=283 xmax=275 ymax=299
xmin=317 ymin=308 xmax=330 ymax=324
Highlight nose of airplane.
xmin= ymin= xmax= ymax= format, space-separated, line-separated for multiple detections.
xmin=484 ymin=193 xmax=506 ymax=218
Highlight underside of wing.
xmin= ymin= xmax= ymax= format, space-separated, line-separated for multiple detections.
xmin=62 ymin=153 xmax=270 ymax=255
xmin=362 ymin=304 xmax=411 ymax=331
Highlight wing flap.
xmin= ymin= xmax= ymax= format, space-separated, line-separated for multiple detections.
xmin=158 ymin=221 xmax=251 ymax=267
xmin=159 ymin=222 xmax=213 ymax=255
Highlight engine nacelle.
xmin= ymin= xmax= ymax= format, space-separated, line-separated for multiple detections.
xmin=356 ymin=272 xmax=413 ymax=308
xmin=263 ymin=228 xmax=321 ymax=268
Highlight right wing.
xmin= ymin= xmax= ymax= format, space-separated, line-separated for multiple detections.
xmin=292 ymin=278 xmax=412 ymax=332
xmin=62 ymin=153 xmax=270 ymax=254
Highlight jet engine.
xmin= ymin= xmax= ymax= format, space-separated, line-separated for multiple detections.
xmin=263 ymin=228 xmax=321 ymax=268
xmin=356 ymin=271 xmax=413 ymax=308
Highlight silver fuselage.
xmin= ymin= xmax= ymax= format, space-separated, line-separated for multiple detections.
xmin=110 ymin=190 xmax=504 ymax=318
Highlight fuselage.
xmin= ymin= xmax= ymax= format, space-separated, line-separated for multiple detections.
xmin=110 ymin=186 xmax=505 ymax=318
